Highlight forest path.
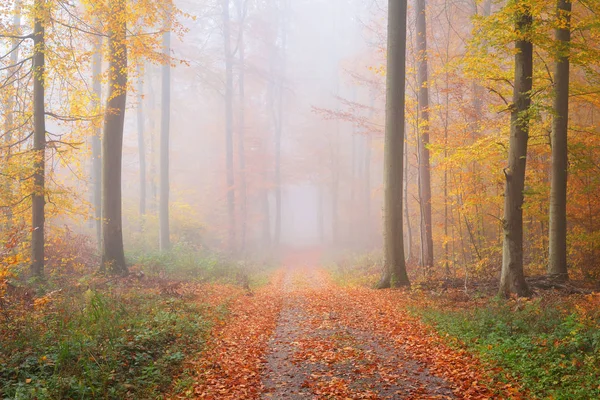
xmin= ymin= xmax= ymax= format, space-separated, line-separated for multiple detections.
xmin=184 ymin=264 xmax=504 ymax=399
xmin=261 ymin=265 xmax=454 ymax=399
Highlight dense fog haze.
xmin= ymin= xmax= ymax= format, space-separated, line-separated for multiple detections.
xmin=115 ymin=0 xmax=386 ymax=255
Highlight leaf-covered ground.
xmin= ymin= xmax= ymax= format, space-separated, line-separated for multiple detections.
xmin=177 ymin=266 xmax=519 ymax=399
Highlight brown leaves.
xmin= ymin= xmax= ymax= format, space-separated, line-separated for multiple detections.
xmin=174 ymin=270 xmax=284 ymax=400
xmin=176 ymin=266 xmax=519 ymax=399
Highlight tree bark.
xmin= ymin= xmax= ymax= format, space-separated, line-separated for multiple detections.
xmin=91 ymin=29 xmax=102 ymax=249
xmin=137 ymin=63 xmax=147 ymax=221
xmin=101 ymin=0 xmax=127 ymax=274
xmin=273 ymin=1 xmax=288 ymax=248
xmin=404 ymin=123 xmax=413 ymax=263
xmin=548 ymin=0 xmax=571 ymax=281
xmin=4 ymin=0 xmax=21 ymax=229
xmin=31 ymin=0 xmax=46 ymax=277
xmin=416 ymin=0 xmax=434 ymax=270
xmin=237 ymin=0 xmax=247 ymax=254
xmin=223 ymin=0 xmax=236 ymax=252
xmin=499 ymin=3 xmax=533 ymax=298
xmin=159 ymin=14 xmax=171 ymax=251
xmin=378 ymin=0 xmax=410 ymax=289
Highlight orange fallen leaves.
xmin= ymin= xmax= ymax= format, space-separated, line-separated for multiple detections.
xmin=173 ymin=266 xmax=523 ymax=399
xmin=172 ymin=270 xmax=285 ymax=399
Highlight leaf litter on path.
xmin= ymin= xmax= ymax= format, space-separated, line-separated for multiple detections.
xmin=177 ymin=266 xmax=520 ymax=399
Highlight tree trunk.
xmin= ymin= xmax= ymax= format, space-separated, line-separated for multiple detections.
xmin=499 ymin=3 xmax=533 ymax=298
xmin=378 ymin=0 xmax=410 ymax=289
xmin=404 ymin=123 xmax=413 ymax=263
xmin=364 ymin=134 xmax=372 ymax=246
xmin=137 ymin=63 xmax=147 ymax=221
xmin=237 ymin=0 xmax=248 ymax=254
xmin=273 ymin=3 xmax=288 ymax=249
xmin=223 ymin=0 xmax=236 ymax=252
xmin=31 ymin=0 xmax=46 ymax=277
xmin=548 ymin=0 xmax=571 ymax=281
xmin=318 ymin=182 xmax=325 ymax=243
xmin=101 ymin=0 xmax=127 ymax=274
xmin=261 ymin=160 xmax=271 ymax=249
xmin=4 ymin=0 xmax=21 ymax=229
xmin=416 ymin=0 xmax=434 ymax=270
xmin=148 ymin=65 xmax=158 ymax=213
xmin=91 ymin=30 xmax=103 ymax=250
xmin=159 ymin=15 xmax=171 ymax=252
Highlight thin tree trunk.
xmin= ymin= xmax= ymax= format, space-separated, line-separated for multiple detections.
xmin=364 ymin=93 xmax=374 ymax=247
xmin=159 ymin=15 xmax=171 ymax=251
xmin=237 ymin=0 xmax=247 ymax=254
xmin=261 ymin=159 xmax=271 ymax=249
xmin=378 ymin=0 xmax=410 ymax=289
xmin=4 ymin=0 xmax=21 ymax=229
xmin=91 ymin=29 xmax=102 ymax=249
xmin=101 ymin=0 xmax=127 ymax=274
xmin=137 ymin=64 xmax=147 ymax=221
xmin=318 ymin=182 xmax=325 ymax=243
xmin=148 ymin=65 xmax=158 ymax=213
xmin=31 ymin=0 xmax=46 ymax=277
xmin=223 ymin=0 xmax=236 ymax=252
xmin=404 ymin=124 xmax=413 ymax=263
xmin=364 ymin=134 xmax=372 ymax=246
xmin=548 ymin=0 xmax=571 ymax=281
xmin=274 ymin=2 xmax=288 ymax=248
xmin=416 ymin=0 xmax=434 ymax=270
xmin=499 ymin=3 xmax=533 ymax=298
xmin=444 ymin=77 xmax=450 ymax=276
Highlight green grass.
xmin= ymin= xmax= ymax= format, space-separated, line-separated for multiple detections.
xmin=0 ymin=289 xmax=219 ymax=399
xmin=411 ymin=297 xmax=600 ymax=399
xmin=128 ymin=243 xmax=276 ymax=286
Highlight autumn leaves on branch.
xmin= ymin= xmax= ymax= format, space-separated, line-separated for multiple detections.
xmin=0 ymin=0 xmax=180 ymax=276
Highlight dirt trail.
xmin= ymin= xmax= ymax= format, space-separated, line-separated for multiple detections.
xmin=185 ymin=264 xmax=505 ymax=399
xmin=261 ymin=266 xmax=454 ymax=399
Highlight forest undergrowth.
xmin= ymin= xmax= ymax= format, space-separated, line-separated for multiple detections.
xmin=0 ymin=230 xmax=272 ymax=400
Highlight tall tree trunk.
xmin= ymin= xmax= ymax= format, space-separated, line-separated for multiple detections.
xmin=416 ymin=0 xmax=434 ymax=269
xmin=273 ymin=4 xmax=287 ymax=249
xmin=378 ymin=0 xmax=410 ymax=289
xmin=31 ymin=0 xmax=46 ymax=277
xmin=261 ymin=158 xmax=271 ymax=249
xmin=404 ymin=123 xmax=413 ymax=262
xmin=137 ymin=64 xmax=147 ymax=221
xmin=148 ymin=65 xmax=158 ymax=213
xmin=101 ymin=0 xmax=127 ymax=274
xmin=4 ymin=0 xmax=22 ymax=229
xmin=444 ymin=53 xmax=451 ymax=276
xmin=223 ymin=0 xmax=236 ymax=252
xmin=364 ymin=93 xmax=375 ymax=248
xmin=237 ymin=0 xmax=247 ymax=254
xmin=499 ymin=3 xmax=533 ymax=298
xmin=91 ymin=29 xmax=102 ymax=249
xmin=159 ymin=15 xmax=171 ymax=251
xmin=548 ymin=0 xmax=571 ymax=281
xmin=364 ymin=134 xmax=372 ymax=246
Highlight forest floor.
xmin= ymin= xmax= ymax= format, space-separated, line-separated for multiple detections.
xmin=178 ymin=263 xmax=517 ymax=400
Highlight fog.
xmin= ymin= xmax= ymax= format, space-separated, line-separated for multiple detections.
xmin=1 ymin=0 xmax=507 ymax=271
xmin=117 ymin=0 xmax=387 ymax=256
